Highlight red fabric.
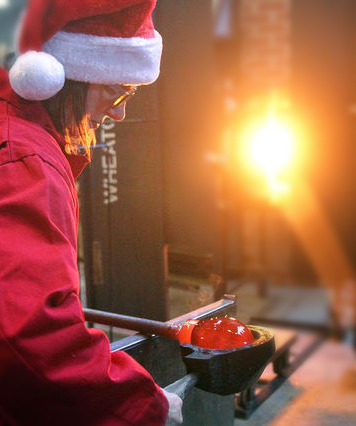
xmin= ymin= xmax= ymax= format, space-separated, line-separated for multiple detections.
xmin=0 ymin=68 xmax=168 ymax=426
xmin=20 ymin=0 xmax=157 ymax=52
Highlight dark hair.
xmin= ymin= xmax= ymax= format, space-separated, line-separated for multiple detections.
xmin=43 ymin=79 xmax=96 ymax=159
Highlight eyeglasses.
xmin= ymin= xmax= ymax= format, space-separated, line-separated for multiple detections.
xmin=112 ymin=85 xmax=138 ymax=108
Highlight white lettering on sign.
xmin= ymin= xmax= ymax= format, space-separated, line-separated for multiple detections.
xmin=100 ymin=121 xmax=118 ymax=205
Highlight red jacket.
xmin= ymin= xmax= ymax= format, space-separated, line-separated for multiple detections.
xmin=0 ymin=68 xmax=168 ymax=426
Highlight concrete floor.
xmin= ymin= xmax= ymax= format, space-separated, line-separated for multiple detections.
xmin=238 ymin=339 xmax=356 ymax=426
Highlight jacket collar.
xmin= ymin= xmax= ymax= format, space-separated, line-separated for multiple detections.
xmin=0 ymin=68 xmax=89 ymax=179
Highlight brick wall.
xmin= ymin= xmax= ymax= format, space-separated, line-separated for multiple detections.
xmin=238 ymin=0 xmax=291 ymax=99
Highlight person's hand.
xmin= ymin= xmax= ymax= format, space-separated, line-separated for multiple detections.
xmin=161 ymin=388 xmax=183 ymax=426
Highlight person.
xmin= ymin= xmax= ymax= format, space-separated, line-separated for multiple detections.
xmin=0 ymin=0 xmax=182 ymax=425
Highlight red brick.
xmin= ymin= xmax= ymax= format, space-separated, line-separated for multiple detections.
xmin=241 ymin=14 xmax=270 ymax=26
xmin=240 ymin=0 xmax=290 ymax=26
xmin=261 ymin=0 xmax=288 ymax=8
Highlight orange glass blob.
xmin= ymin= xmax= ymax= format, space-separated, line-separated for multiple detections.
xmin=175 ymin=319 xmax=200 ymax=345
xmin=175 ymin=317 xmax=255 ymax=350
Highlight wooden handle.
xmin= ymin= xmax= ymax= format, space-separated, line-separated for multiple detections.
xmin=164 ymin=373 xmax=199 ymax=400
xmin=83 ymin=308 xmax=179 ymax=339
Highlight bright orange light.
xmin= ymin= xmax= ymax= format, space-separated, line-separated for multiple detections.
xmin=241 ymin=112 xmax=297 ymax=200
xmin=247 ymin=114 xmax=294 ymax=176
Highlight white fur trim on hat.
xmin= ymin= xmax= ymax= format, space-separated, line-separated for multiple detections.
xmin=9 ymin=51 xmax=65 ymax=101
xmin=43 ymin=30 xmax=163 ymax=86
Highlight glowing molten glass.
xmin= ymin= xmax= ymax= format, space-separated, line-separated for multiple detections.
xmin=175 ymin=317 xmax=255 ymax=350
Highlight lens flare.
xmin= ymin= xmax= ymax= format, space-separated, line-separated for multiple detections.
xmin=239 ymin=111 xmax=297 ymax=200
xmin=248 ymin=114 xmax=294 ymax=176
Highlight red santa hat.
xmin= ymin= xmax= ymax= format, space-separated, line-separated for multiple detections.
xmin=9 ymin=0 xmax=163 ymax=101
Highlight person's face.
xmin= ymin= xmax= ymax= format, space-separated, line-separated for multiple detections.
xmin=85 ymin=83 xmax=137 ymax=129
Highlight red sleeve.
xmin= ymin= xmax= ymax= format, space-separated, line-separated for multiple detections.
xmin=0 ymin=154 xmax=168 ymax=426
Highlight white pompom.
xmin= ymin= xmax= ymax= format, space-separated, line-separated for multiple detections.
xmin=9 ymin=51 xmax=65 ymax=101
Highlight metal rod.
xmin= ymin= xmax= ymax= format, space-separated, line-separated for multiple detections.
xmin=164 ymin=373 xmax=199 ymax=400
xmin=83 ymin=308 xmax=180 ymax=339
